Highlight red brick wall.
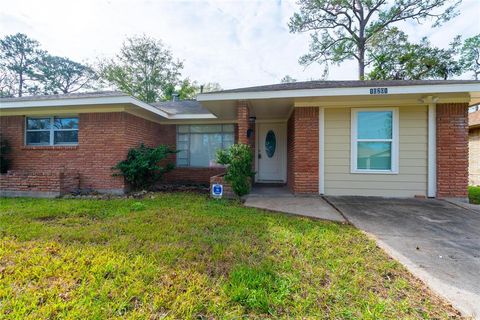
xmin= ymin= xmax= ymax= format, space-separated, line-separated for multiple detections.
xmin=164 ymin=167 xmax=225 ymax=185
xmin=0 ymin=170 xmax=79 ymax=195
xmin=0 ymin=113 xmax=126 ymax=191
xmin=237 ymin=101 xmax=250 ymax=145
xmin=436 ymin=103 xmax=469 ymax=198
xmin=0 ymin=113 xmax=230 ymax=192
xmin=287 ymin=107 xmax=319 ymax=194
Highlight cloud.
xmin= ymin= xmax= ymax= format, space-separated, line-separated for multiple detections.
xmin=0 ymin=0 xmax=479 ymax=88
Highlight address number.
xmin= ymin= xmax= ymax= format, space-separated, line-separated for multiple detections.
xmin=369 ymin=87 xmax=388 ymax=95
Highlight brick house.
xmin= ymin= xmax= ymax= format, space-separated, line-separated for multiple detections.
xmin=469 ymin=106 xmax=480 ymax=186
xmin=1 ymin=80 xmax=479 ymax=199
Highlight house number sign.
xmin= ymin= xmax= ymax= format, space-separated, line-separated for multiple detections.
xmin=369 ymin=87 xmax=388 ymax=95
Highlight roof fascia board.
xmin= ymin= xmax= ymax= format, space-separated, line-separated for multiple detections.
xmin=1 ymin=95 xmax=131 ymax=109
xmin=0 ymin=95 xmax=216 ymax=120
xmin=198 ymin=83 xmax=480 ymax=101
xmin=169 ymin=114 xmax=217 ymax=119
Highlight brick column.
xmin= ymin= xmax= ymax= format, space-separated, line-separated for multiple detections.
xmin=287 ymin=107 xmax=319 ymax=194
xmin=436 ymin=103 xmax=469 ymax=198
xmin=237 ymin=100 xmax=250 ymax=144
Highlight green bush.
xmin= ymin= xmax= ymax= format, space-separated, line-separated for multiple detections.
xmin=468 ymin=186 xmax=480 ymax=204
xmin=216 ymin=144 xmax=254 ymax=196
xmin=0 ymin=139 xmax=11 ymax=174
xmin=112 ymin=144 xmax=176 ymax=190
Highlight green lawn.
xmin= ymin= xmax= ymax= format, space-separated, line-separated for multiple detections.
xmin=0 ymin=193 xmax=460 ymax=319
xmin=468 ymin=186 xmax=480 ymax=204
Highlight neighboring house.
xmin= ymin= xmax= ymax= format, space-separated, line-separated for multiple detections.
xmin=469 ymin=105 xmax=480 ymax=186
xmin=1 ymin=80 xmax=479 ymax=199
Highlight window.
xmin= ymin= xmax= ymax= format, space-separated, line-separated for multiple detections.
xmin=176 ymin=124 xmax=235 ymax=167
xmin=26 ymin=116 xmax=79 ymax=146
xmin=351 ymin=108 xmax=398 ymax=173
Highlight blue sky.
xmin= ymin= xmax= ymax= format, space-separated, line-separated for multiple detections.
xmin=1 ymin=0 xmax=479 ymax=89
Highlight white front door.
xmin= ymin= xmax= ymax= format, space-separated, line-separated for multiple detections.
xmin=257 ymin=123 xmax=286 ymax=182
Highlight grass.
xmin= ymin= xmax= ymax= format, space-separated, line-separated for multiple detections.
xmin=0 ymin=193 xmax=461 ymax=319
xmin=468 ymin=186 xmax=480 ymax=204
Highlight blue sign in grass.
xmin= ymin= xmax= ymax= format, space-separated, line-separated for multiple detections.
xmin=212 ymin=184 xmax=223 ymax=198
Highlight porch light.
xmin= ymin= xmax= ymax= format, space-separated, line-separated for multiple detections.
xmin=249 ymin=116 xmax=256 ymax=123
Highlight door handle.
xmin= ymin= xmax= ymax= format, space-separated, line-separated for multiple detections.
xmin=258 ymin=153 xmax=261 ymax=159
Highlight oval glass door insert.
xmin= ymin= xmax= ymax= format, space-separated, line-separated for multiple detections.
xmin=265 ymin=130 xmax=276 ymax=158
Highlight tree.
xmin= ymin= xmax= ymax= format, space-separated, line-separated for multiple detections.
xmin=280 ymin=75 xmax=297 ymax=83
xmin=367 ymin=28 xmax=462 ymax=80
xmin=164 ymin=78 xmax=197 ymax=100
xmin=0 ymin=65 xmax=16 ymax=97
xmin=460 ymin=34 xmax=480 ymax=80
xmin=98 ymin=35 xmax=183 ymax=103
xmin=36 ymin=55 xmax=97 ymax=94
xmin=201 ymin=82 xmax=222 ymax=93
xmin=0 ymin=33 xmax=45 ymax=97
xmin=164 ymin=79 xmax=222 ymax=101
xmin=289 ymin=0 xmax=461 ymax=79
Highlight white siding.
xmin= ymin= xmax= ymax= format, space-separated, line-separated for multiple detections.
xmin=324 ymin=106 xmax=428 ymax=197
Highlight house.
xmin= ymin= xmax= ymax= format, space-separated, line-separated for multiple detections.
xmin=1 ymin=80 xmax=479 ymax=199
xmin=469 ymin=105 xmax=480 ymax=186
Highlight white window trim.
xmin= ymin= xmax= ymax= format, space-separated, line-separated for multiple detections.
xmin=25 ymin=116 xmax=79 ymax=146
xmin=176 ymin=124 xmax=234 ymax=168
xmin=350 ymin=107 xmax=399 ymax=174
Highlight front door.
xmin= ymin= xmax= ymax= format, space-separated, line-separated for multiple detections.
xmin=257 ymin=123 xmax=286 ymax=182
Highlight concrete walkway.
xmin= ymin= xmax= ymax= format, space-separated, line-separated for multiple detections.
xmin=327 ymin=196 xmax=480 ymax=319
xmin=244 ymin=188 xmax=345 ymax=222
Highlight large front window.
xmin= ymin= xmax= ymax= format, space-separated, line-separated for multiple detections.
xmin=351 ymin=108 xmax=398 ymax=173
xmin=26 ymin=116 xmax=79 ymax=146
xmin=176 ymin=124 xmax=235 ymax=167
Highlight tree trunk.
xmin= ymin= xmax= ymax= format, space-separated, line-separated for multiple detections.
xmin=18 ymin=73 xmax=23 ymax=97
xmin=358 ymin=44 xmax=365 ymax=80
xmin=358 ymin=57 xmax=365 ymax=80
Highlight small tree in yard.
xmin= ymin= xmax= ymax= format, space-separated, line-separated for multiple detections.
xmin=216 ymin=144 xmax=255 ymax=197
xmin=113 ymin=144 xmax=176 ymax=190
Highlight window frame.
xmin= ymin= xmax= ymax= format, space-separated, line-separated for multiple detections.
xmin=350 ymin=107 xmax=399 ymax=174
xmin=176 ymin=124 xmax=235 ymax=168
xmin=25 ymin=116 xmax=79 ymax=146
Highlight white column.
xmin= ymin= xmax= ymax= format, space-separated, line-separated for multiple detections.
xmin=319 ymin=107 xmax=325 ymax=195
xmin=427 ymin=101 xmax=437 ymax=198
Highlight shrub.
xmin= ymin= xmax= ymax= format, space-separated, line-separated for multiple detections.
xmin=113 ymin=144 xmax=176 ymax=190
xmin=468 ymin=186 xmax=480 ymax=204
xmin=0 ymin=139 xmax=11 ymax=174
xmin=216 ymin=144 xmax=254 ymax=196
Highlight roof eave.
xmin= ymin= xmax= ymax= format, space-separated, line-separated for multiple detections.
xmin=198 ymin=83 xmax=480 ymax=102
xmin=0 ymin=96 xmax=219 ymax=120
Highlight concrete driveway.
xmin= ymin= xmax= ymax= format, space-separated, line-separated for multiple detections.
xmin=326 ymin=197 xmax=480 ymax=319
